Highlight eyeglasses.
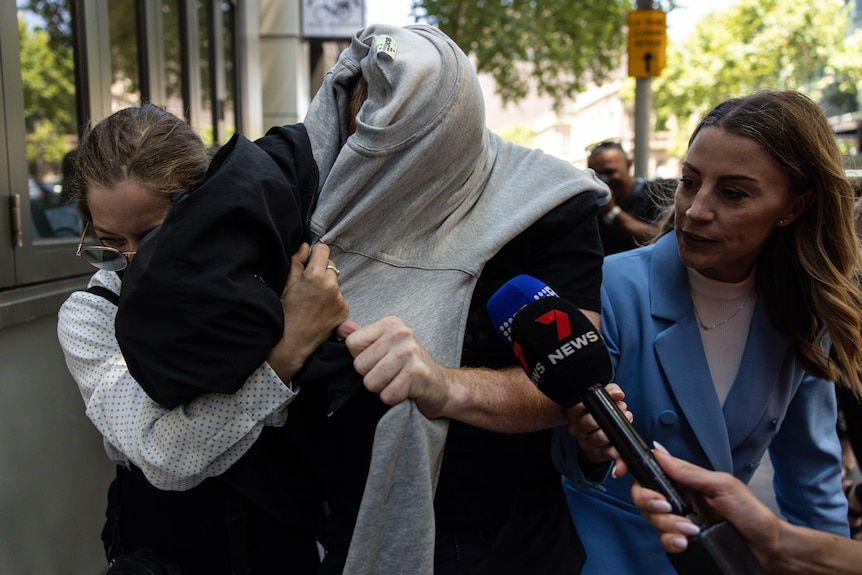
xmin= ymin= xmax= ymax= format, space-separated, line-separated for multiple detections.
xmin=75 ymin=221 xmax=136 ymax=271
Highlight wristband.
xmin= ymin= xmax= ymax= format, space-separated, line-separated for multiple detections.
xmin=602 ymin=205 xmax=622 ymax=225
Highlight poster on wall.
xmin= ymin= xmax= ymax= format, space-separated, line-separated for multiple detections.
xmin=303 ymin=0 xmax=365 ymax=39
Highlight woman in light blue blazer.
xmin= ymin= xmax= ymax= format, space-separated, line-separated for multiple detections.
xmin=556 ymin=91 xmax=862 ymax=575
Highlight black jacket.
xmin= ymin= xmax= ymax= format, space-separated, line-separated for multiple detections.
xmin=116 ymin=125 xmax=318 ymax=408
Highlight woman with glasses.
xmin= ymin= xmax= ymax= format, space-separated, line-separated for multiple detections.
xmin=58 ymin=104 xmax=354 ymax=574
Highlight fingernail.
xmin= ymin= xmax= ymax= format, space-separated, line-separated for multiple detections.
xmin=653 ymin=441 xmax=670 ymax=455
xmin=649 ymin=500 xmax=673 ymax=513
xmin=677 ymin=522 xmax=701 ymax=536
xmin=670 ymin=535 xmax=689 ymax=551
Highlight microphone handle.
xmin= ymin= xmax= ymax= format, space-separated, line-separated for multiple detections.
xmin=581 ymin=384 xmax=697 ymax=521
xmin=583 ymin=386 xmax=768 ymax=575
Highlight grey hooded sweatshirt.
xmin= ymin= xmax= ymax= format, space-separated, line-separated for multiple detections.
xmin=304 ymin=24 xmax=610 ymax=574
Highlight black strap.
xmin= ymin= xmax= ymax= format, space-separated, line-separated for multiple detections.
xmin=87 ymin=285 xmax=120 ymax=306
xmin=224 ymin=486 xmax=251 ymax=575
xmin=105 ymin=465 xmax=125 ymax=562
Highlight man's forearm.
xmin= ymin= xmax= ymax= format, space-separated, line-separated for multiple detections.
xmin=439 ymin=365 xmax=567 ymax=433
xmin=615 ymin=210 xmax=660 ymax=243
xmin=436 ymin=307 xmax=600 ymax=433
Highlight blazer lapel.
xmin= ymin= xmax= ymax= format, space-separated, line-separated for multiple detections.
xmin=722 ymin=300 xmax=793 ymax=449
xmin=650 ymin=235 xmax=733 ymax=471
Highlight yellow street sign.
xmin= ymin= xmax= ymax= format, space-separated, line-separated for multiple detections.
xmin=628 ymin=10 xmax=666 ymax=78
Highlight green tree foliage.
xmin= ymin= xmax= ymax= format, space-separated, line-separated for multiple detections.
xmin=21 ymin=0 xmax=72 ymax=52
xmin=497 ymin=123 xmax=534 ymax=146
xmin=652 ymin=0 xmax=861 ymax=147
xmin=410 ymin=0 xmax=633 ymax=109
xmin=18 ymin=14 xmax=76 ymax=168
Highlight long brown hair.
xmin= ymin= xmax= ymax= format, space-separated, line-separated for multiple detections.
xmin=676 ymin=91 xmax=862 ymax=396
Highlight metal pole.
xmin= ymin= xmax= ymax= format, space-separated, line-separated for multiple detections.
xmin=634 ymin=77 xmax=651 ymax=178
xmin=633 ymin=0 xmax=652 ymax=179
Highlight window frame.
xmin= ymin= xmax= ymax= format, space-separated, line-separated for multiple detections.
xmin=1 ymin=0 xmax=241 ymax=292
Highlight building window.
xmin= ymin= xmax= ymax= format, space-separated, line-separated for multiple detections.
xmin=18 ymin=0 xmax=83 ymax=243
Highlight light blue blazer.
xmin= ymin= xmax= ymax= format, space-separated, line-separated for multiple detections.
xmin=554 ymin=233 xmax=848 ymax=575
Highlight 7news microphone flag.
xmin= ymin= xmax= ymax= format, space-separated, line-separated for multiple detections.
xmin=487 ymin=274 xmax=766 ymax=575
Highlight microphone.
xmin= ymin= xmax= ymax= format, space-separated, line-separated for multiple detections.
xmin=487 ymin=275 xmax=766 ymax=575
xmin=487 ymin=274 xmax=692 ymax=516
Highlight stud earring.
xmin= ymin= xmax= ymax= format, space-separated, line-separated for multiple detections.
xmin=778 ymin=219 xmax=786 ymax=225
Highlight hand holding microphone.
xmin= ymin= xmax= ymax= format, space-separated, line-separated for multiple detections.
xmin=486 ymin=275 xmax=766 ymax=575
xmin=486 ymin=274 xmax=694 ymax=517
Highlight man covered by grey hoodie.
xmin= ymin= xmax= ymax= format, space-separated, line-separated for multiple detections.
xmin=304 ymin=24 xmax=611 ymax=575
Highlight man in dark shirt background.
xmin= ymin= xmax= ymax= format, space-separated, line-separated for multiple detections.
xmin=588 ymin=141 xmax=663 ymax=255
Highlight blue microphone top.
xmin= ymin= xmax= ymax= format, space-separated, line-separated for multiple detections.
xmin=486 ymin=274 xmax=559 ymax=346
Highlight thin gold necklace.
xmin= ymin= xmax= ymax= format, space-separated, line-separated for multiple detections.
xmin=695 ymin=303 xmax=746 ymax=331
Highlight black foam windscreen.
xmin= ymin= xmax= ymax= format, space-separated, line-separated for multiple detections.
xmin=509 ymin=297 xmax=613 ymax=407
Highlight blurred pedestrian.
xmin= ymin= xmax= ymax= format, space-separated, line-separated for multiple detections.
xmin=588 ymin=141 xmax=662 ymax=254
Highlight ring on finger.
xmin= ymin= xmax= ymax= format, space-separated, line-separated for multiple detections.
xmin=326 ymin=264 xmax=341 ymax=276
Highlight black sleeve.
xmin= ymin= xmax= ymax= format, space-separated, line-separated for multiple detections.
xmin=461 ymin=192 xmax=603 ymax=369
